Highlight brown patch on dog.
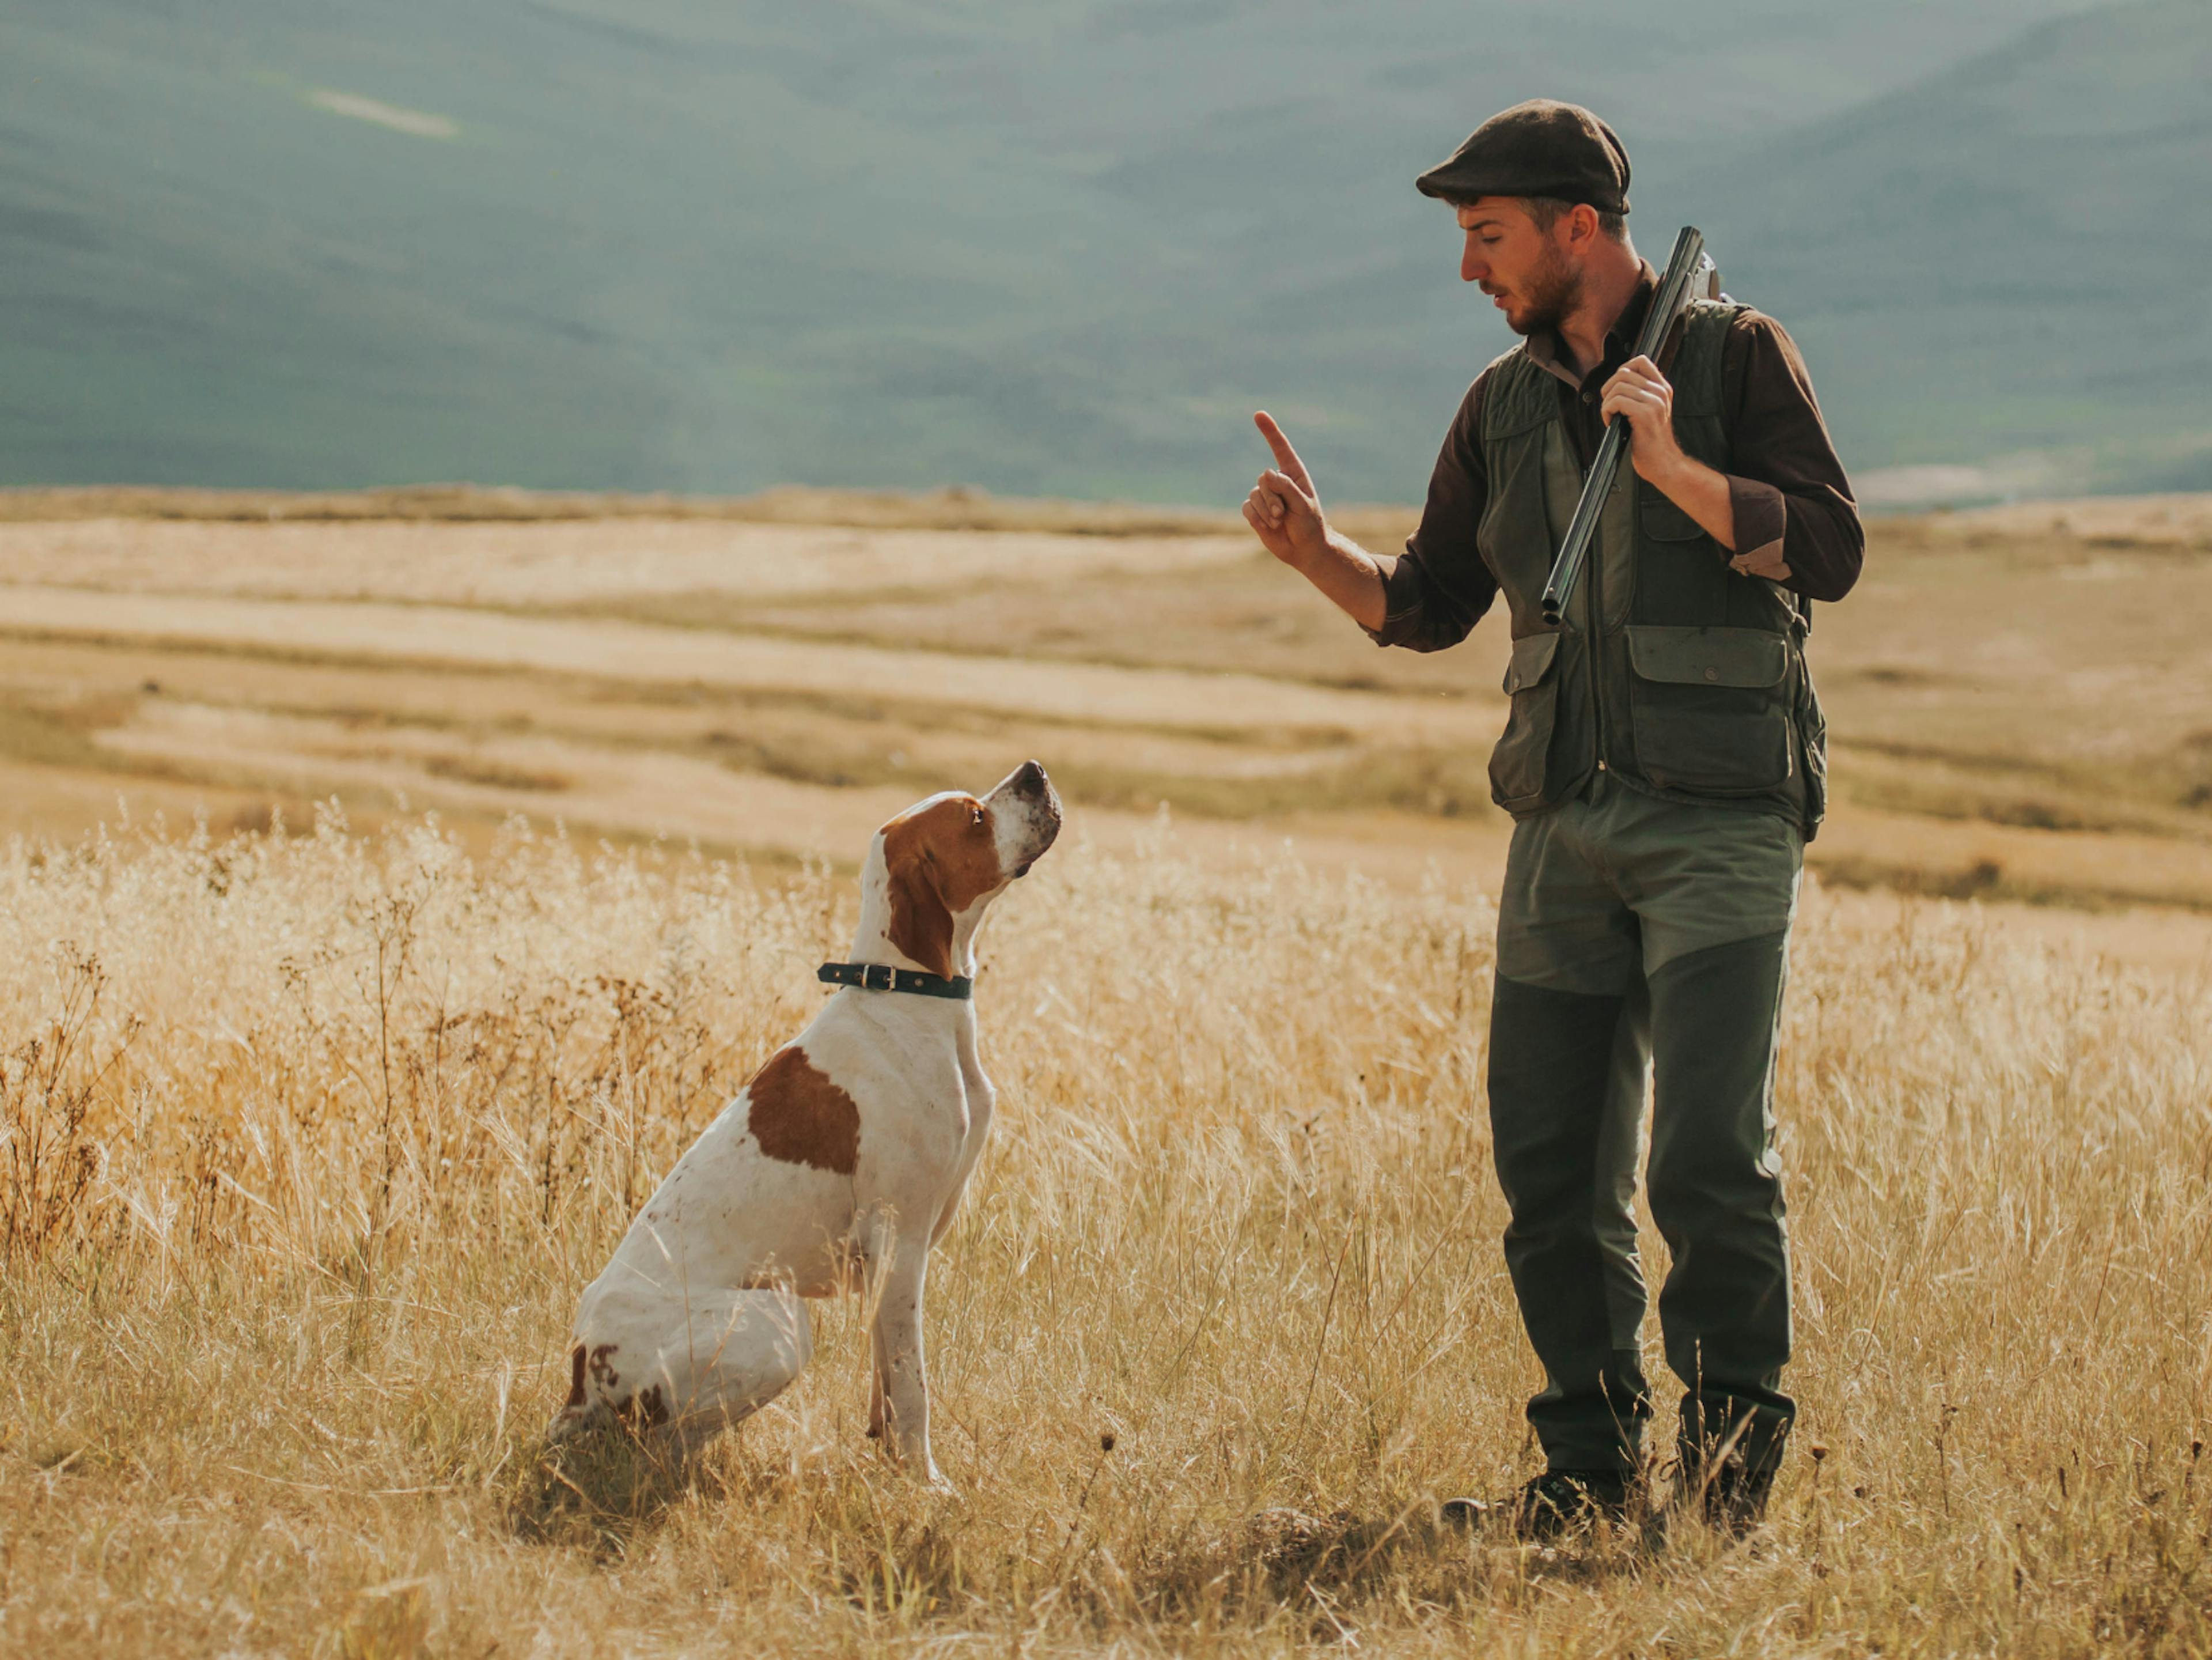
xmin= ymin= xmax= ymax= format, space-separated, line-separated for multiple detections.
xmin=616 ymin=1385 xmax=668 ymax=1430
xmin=881 ymin=795 xmax=1004 ymax=977
xmin=565 ymin=1343 xmax=588 ymax=1409
xmin=747 ymin=1046 xmax=861 ymax=1174
xmin=586 ymin=1343 xmax=620 ymax=1394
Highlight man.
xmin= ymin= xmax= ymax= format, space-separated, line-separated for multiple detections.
xmin=1242 ymin=99 xmax=1861 ymax=1538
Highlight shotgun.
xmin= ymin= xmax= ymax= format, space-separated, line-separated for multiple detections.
xmin=1537 ymin=226 xmax=1722 ymax=627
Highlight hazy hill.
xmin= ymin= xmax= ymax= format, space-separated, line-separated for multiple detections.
xmin=6 ymin=0 xmax=2188 ymax=502
xmin=1690 ymin=0 xmax=2212 ymax=498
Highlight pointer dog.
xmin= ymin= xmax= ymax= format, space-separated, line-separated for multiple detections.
xmin=548 ymin=761 xmax=1062 ymax=1484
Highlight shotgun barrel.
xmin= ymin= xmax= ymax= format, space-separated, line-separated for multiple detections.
xmin=1537 ymin=226 xmax=1717 ymax=627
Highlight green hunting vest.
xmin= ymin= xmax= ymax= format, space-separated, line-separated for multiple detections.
xmin=1479 ymin=301 xmax=1828 ymax=835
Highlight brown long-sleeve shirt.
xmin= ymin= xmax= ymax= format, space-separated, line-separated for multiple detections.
xmin=1370 ymin=266 xmax=1862 ymax=652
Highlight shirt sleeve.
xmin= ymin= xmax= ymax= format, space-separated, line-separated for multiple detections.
xmin=1365 ymin=370 xmax=1502 ymax=651
xmin=1719 ymin=311 xmax=1865 ymax=604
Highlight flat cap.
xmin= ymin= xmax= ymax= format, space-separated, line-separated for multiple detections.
xmin=1415 ymin=99 xmax=1631 ymax=215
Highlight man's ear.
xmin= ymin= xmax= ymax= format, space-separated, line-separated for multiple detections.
xmin=885 ymin=847 xmax=955 ymax=978
xmin=1566 ymin=201 xmax=1601 ymax=254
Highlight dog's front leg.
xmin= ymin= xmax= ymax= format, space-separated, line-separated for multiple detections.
xmin=867 ymin=1232 xmax=946 ymax=1490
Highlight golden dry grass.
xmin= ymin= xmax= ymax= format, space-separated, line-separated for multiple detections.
xmin=4 ymin=491 xmax=2212 ymax=1651
xmin=4 ymin=819 xmax=2211 ymax=1657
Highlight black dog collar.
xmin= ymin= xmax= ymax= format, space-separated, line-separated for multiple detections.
xmin=817 ymin=961 xmax=974 ymax=1001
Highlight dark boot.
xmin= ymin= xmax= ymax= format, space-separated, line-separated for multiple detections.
xmin=1699 ymin=1455 xmax=1778 ymax=1536
xmin=1677 ymin=1400 xmax=1787 ymax=1537
xmin=1442 ymin=1468 xmax=1631 ymax=1540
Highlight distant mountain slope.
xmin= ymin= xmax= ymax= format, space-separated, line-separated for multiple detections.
xmin=1 ymin=0 xmax=2157 ymax=500
xmin=0 ymin=5 xmax=679 ymax=489
xmin=1685 ymin=0 xmax=2212 ymax=495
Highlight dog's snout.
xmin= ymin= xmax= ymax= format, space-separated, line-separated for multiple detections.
xmin=997 ymin=760 xmax=1060 ymax=820
xmin=994 ymin=761 xmax=1061 ymax=879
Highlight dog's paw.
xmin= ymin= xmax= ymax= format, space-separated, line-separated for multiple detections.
xmin=543 ymin=1402 xmax=608 ymax=1445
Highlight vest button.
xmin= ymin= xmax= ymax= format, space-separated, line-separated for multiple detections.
xmin=1703 ymin=667 xmax=1719 ymax=681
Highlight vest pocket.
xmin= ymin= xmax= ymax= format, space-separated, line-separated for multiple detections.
xmin=1639 ymin=493 xmax=1709 ymax=543
xmin=1489 ymin=632 xmax=1562 ymax=810
xmin=1623 ymin=625 xmax=1793 ymax=794
xmin=1637 ymin=490 xmax=1730 ymax=626
xmin=1796 ymin=671 xmax=1830 ymax=830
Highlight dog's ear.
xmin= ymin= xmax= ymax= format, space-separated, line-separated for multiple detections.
xmin=884 ymin=838 xmax=956 ymax=978
xmin=881 ymin=795 xmax=1003 ymax=978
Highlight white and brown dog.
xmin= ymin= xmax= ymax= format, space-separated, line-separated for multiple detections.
xmin=548 ymin=761 xmax=1061 ymax=1485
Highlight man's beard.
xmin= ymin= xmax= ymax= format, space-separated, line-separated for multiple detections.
xmin=1506 ymin=240 xmax=1582 ymax=338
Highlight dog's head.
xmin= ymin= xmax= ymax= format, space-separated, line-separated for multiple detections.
xmin=864 ymin=761 xmax=1062 ymax=979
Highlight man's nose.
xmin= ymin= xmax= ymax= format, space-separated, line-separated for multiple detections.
xmin=1460 ymin=237 xmax=1488 ymax=285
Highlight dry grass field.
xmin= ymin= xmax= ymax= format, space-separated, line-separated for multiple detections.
xmin=5 ymin=489 xmax=2212 ymax=917
xmin=4 ymin=491 xmax=2212 ymax=1655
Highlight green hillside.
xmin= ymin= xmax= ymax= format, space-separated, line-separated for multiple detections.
xmin=5 ymin=0 xmax=2177 ymax=501
xmin=1687 ymin=0 xmax=2212 ymax=496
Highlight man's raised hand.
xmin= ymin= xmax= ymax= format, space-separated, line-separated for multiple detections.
xmin=1237 ymin=410 xmax=1389 ymax=631
xmin=1244 ymin=411 xmax=1329 ymax=568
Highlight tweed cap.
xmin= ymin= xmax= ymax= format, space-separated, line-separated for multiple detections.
xmin=1415 ymin=99 xmax=1631 ymax=214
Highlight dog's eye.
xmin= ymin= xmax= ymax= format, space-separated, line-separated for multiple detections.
xmin=969 ymin=806 xmax=986 ymax=828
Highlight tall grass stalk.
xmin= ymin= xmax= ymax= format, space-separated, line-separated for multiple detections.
xmin=1 ymin=814 xmax=2207 ymax=1655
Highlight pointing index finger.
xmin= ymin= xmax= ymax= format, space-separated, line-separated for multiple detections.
xmin=1252 ymin=411 xmax=1315 ymax=494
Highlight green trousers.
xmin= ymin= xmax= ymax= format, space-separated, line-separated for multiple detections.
xmin=1488 ymin=781 xmax=1801 ymax=1480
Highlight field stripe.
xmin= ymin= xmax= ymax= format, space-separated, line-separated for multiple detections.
xmin=0 ymin=585 xmax=1494 ymax=738
xmin=80 ymin=712 xmax=1515 ymax=884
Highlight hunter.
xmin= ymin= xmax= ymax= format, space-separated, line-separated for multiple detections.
xmin=1242 ymin=98 xmax=1862 ymax=1538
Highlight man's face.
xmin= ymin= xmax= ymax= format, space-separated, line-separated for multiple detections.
xmin=1456 ymin=197 xmax=1579 ymax=338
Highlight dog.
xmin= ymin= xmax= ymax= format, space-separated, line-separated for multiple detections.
xmin=547 ymin=761 xmax=1062 ymax=1486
